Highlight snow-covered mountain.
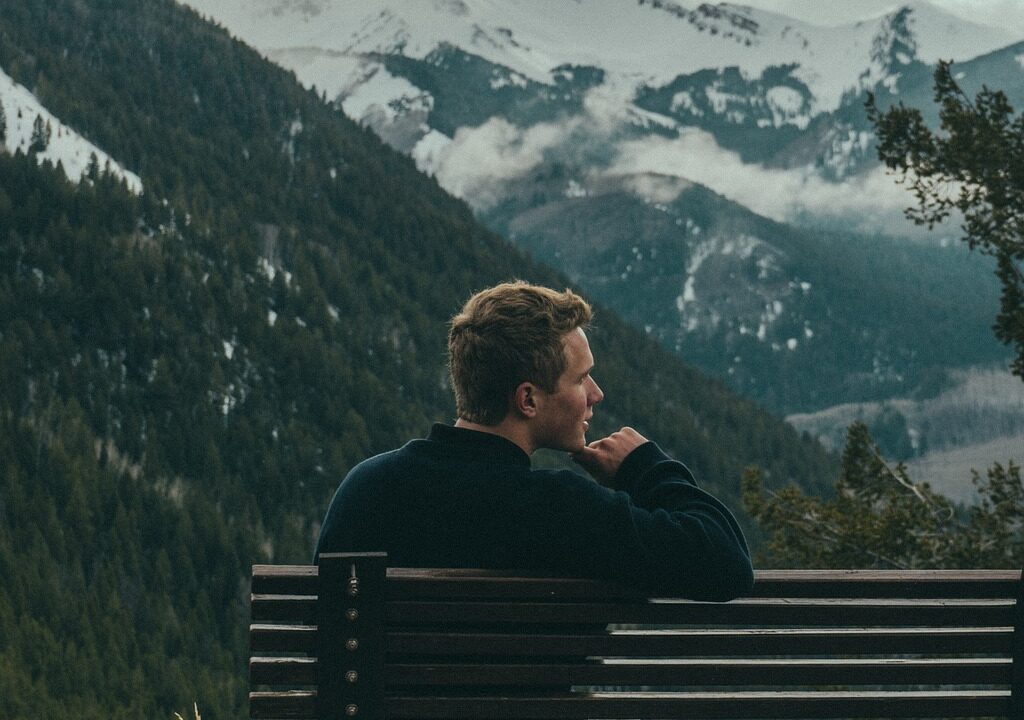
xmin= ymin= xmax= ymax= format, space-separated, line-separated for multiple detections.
xmin=189 ymin=0 xmax=1012 ymax=115
xmin=183 ymin=0 xmax=1020 ymax=227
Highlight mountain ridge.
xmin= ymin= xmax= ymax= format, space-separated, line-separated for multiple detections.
xmin=192 ymin=0 xmax=1015 ymax=115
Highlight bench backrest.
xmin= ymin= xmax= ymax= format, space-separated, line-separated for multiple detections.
xmin=250 ymin=552 xmax=1024 ymax=719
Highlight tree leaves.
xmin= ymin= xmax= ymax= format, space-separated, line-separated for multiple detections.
xmin=867 ymin=60 xmax=1024 ymax=379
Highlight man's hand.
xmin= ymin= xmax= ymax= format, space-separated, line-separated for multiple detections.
xmin=572 ymin=426 xmax=648 ymax=486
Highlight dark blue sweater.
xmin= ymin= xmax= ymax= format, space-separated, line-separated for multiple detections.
xmin=314 ymin=423 xmax=753 ymax=600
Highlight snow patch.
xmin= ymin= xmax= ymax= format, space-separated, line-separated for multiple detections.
xmin=704 ymin=82 xmax=741 ymax=116
xmin=676 ymin=235 xmax=765 ymax=327
xmin=259 ymin=257 xmax=292 ymax=286
xmin=765 ymin=85 xmax=808 ymax=129
xmin=490 ymin=68 xmax=529 ymax=89
xmin=670 ymin=90 xmax=703 ymax=117
xmin=0 ymin=66 xmax=142 ymax=193
xmin=340 ymin=61 xmax=433 ymax=124
xmin=680 ymin=238 xmax=718 ymax=308
xmin=564 ymin=179 xmax=588 ymax=198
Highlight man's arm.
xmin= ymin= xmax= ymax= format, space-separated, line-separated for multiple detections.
xmin=573 ymin=427 xmax=754 ymax=600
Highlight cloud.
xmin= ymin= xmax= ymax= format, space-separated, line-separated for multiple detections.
xmin=416 ymin=116 xmax=580 ymax=209
xmin=619 ymin=174 xmax=694 ymax=203
xmin=605 ymin=128 xmax=915 ymax=231
xmin=412 ymin=90 xmax=924 ymax=236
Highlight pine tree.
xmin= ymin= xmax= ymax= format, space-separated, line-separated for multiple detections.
xmin=29 ymin=114 xmax=50 ymax=154
xmin=85 ymin=152 xmax=100 ymax=181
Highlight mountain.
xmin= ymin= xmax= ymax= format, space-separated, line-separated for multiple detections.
xmin=183 ymin=0 xmax=1023 ymax=433
xmin=0 ymin=1 xmax=835 ymax=717
xmin=184 ymin=0 xmax=1019 ymax=195
xmin=484 ymin=171 xmax=1005 ymax=412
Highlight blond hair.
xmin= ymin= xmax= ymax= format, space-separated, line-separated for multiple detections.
xmin=448 ymin=281 xmax=592 ymax=425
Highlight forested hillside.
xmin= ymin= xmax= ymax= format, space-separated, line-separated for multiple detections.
xmin=0 ymin=1 xmax=833 ymax=717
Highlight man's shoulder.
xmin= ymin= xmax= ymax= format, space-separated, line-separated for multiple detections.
xmin=345 ymin=442 xmax=420 ymax=478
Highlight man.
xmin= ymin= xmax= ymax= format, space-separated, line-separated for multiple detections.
xmin=315 ymin=281 xmax=753 ymax=600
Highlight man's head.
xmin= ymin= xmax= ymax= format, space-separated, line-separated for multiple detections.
xmin=448 ymin=281 xmax=602 ymax=450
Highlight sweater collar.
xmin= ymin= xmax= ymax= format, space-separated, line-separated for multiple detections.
xmin=426 ymin=423 xmax=532 ymax=468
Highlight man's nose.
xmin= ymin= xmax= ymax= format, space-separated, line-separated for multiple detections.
xmin=589 ymin=378 xmax=604 ymax=405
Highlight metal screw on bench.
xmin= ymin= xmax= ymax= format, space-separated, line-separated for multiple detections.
xmin=348 ymin=564 xmax=360 ymax=597
xmin=345 ymin=704 xmax=358 ymax=716
xmin=346 ymin=608 xmax=359 ymax=621
xmin=346 ymin=638 xmax=358 ymax=651
xmin=346 ymin=670 xmax=358 ymax=683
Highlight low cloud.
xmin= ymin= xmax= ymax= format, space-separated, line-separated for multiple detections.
xmin=619 ymin=173 xmax=695 ymax=203
xmin=415 ymin=98 xmax=923 ymax=235
xmin=417 ymin=116 xmax=580 ymax=209
xmin=606 ymin=128 xmax=913 ymax=231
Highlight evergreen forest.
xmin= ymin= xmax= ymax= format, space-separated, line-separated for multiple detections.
xmin=0 ymin=1 xmax=837 ymax=717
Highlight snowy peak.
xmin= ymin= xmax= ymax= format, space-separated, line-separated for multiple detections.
xmin=868 ymin=1 xmax=1013 ymax=63
xmin=640 ymin=1 xmax=761 ymax=46
xmin=187 ymin=0 xmax=1019 ymax=116
xmin=872 ymin=7 xmax=918 ymax=69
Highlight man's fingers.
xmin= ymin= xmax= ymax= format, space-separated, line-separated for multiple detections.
xmin=572 ymin=445 xmax=602 ymax=466
xmin=574 ymin=428 xmax=649 ymax=486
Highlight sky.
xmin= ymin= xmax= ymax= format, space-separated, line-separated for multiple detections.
xmin=737 ymin=0 xmax=1024 ymax=37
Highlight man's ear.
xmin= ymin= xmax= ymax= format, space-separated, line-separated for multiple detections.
xmin=512 ymin=381 xmax=539 ymax=418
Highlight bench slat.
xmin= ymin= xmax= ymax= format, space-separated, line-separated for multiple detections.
xmin=250 ymin=690 xmax=315 ymax=719
xmin=385 ymin=598 xmax=1015 ymax=627
xmin=750 ymin=570 xmax=1020 ymax=599
xmin=251 ymin=625 xmax=1015 ymax=656
xmin=251 ymin=689 xmax=1012 ymax=720
xmin=385 ymin=690 xmax=1011 ymax=719
xmin=252 ymin=594 xmax=315 ymax=623
xmin=253 ymin=593 xmax=1020 ymax=626
xmin=250 ymin=657 xmax=317 ymax=685
xmin=386 ymin=626 xmax=1014 ymax=656
xmin=251 ymin=656 xmax=1012 ymax=688
xmin=251 ymin=566 xmax=1021 ymax=600
xmin=250 ymin=624 xmax=316 ymax=653
xmin=387 ymin=571 xmax=1021 ymax=600
xmin=386 ymin=657 xmax=1011 ymax=687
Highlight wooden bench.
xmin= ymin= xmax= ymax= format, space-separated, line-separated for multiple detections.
xmin=250 ymin=552 xmax=1024 ymax=719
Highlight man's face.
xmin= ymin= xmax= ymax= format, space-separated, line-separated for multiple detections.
xmin=533 ymin=328 xmax=604 ymax=453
